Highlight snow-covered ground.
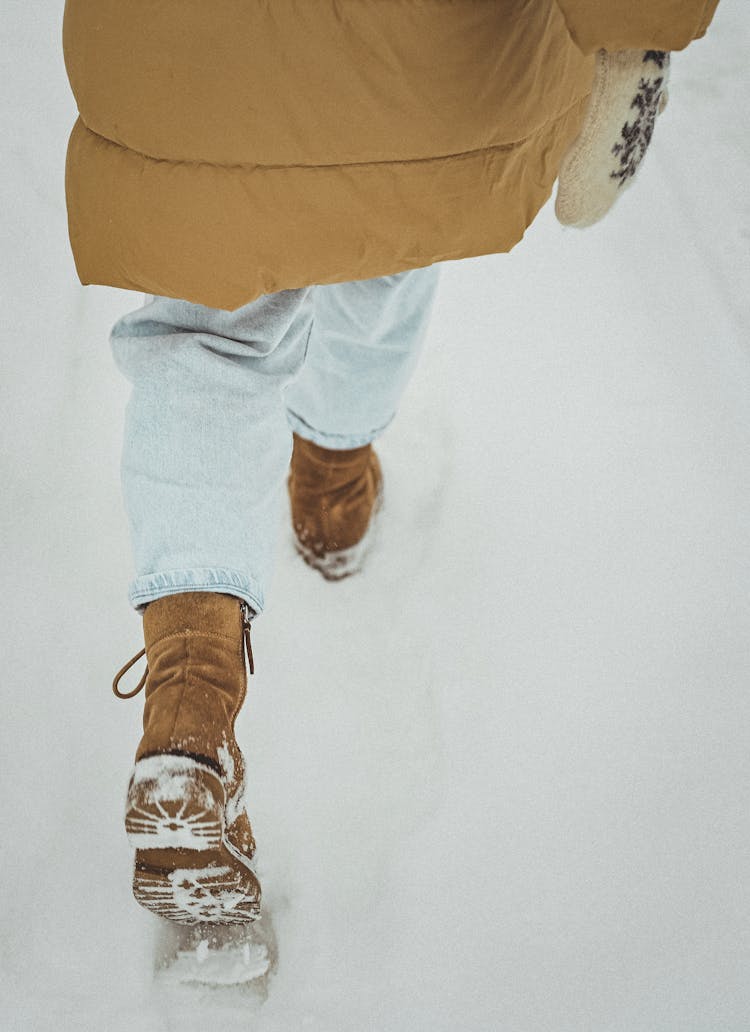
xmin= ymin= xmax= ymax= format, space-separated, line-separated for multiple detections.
xmin=2 ymin=3 xmax=749 ymax=1029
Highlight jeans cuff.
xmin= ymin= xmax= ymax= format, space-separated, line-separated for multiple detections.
xmin=128 ymin=568 xmax=264 ymax=616
xmin=285 ymin=408 xmax=392 ymax=450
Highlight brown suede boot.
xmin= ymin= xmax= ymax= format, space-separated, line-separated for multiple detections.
xmin=113 ymin=591 xmax=260 ymax=924
xmin=287 ymin=433 xmax=383 ymax=580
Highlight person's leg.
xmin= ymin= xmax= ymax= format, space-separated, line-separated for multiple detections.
xmin=284 ymin=265 xmax=440 ymax=450
xmin=283 ymin=266 xmax=440 ymax=577
xmin=109 ymin=287 xmax=313 ymax=924
xmin=111 ymin=287 xmax=314 ymax=615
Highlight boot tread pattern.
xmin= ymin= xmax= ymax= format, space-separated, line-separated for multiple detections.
xmin=133 ymin=861 xmax=260 ymax=925
xmin=126 ymin=755 xmax=224 ymax=850
xmin=126 ymin=754 xmax=261 ymax=924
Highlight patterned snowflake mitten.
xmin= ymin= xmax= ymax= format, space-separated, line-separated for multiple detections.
xmin=555 ymin=50 xmax=670 ymax=228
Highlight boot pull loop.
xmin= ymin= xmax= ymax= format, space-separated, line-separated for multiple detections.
xmin=112 ymin=647 xmax=148 ymax=699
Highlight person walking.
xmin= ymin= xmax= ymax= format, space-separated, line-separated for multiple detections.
xmin=63 ymin=0 xmax=719 ymax=924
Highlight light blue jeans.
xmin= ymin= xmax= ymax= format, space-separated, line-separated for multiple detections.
xmin=110 ymin=268 xmax=440 ymax=615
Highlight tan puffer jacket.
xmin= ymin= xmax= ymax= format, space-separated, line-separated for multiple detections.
xmin=63 ymin=0 xmax=718 ymax=311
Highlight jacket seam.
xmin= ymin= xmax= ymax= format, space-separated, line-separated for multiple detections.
xmin=77 ymin=95 xmax=590 ymax=173
xmin=550 ymin=2 xmax=583 ymax=53
xmin=695 ymin=0 xmax=715 ymax=36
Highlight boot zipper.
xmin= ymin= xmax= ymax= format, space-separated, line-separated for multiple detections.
xmin=241 ymin=602 xmax=255 ymax=676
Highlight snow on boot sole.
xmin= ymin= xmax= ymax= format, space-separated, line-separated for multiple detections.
xmin=125 ymin=754 xmax=224 ymax=850
xmin=133 ymin=858 xmax=261 ymax=925
xmin=125 ymin=754 xmax=261 ymax=925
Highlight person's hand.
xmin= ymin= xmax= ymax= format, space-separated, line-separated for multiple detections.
xmin=555 ymin=50 xmax=670 ymax=228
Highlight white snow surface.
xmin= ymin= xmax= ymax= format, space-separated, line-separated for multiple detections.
xmin=2 ymin=3 xmax=749 ymax=1029
xmin=159 ymin=937 xmax=270 ymax=988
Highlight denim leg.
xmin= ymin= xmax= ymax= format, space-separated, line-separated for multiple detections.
xmin=110 ymin=288 xmax=314 ymax=613
xmin=283 ymin=266 xmax=440 ymax=449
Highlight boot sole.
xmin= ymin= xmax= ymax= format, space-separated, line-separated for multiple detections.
xmin=126 ymin=754 xmax=225 ymax=850
xmin=126 ymin=754 xmax=260 ymax=924
xmin=294 ymin=486 xmax=383 ymax=581
xmin=132 ymin=857 xmax=260 ymax=925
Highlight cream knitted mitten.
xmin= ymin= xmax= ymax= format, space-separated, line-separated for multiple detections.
xmin=555 ymin=50 xmax=670 ymax=228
